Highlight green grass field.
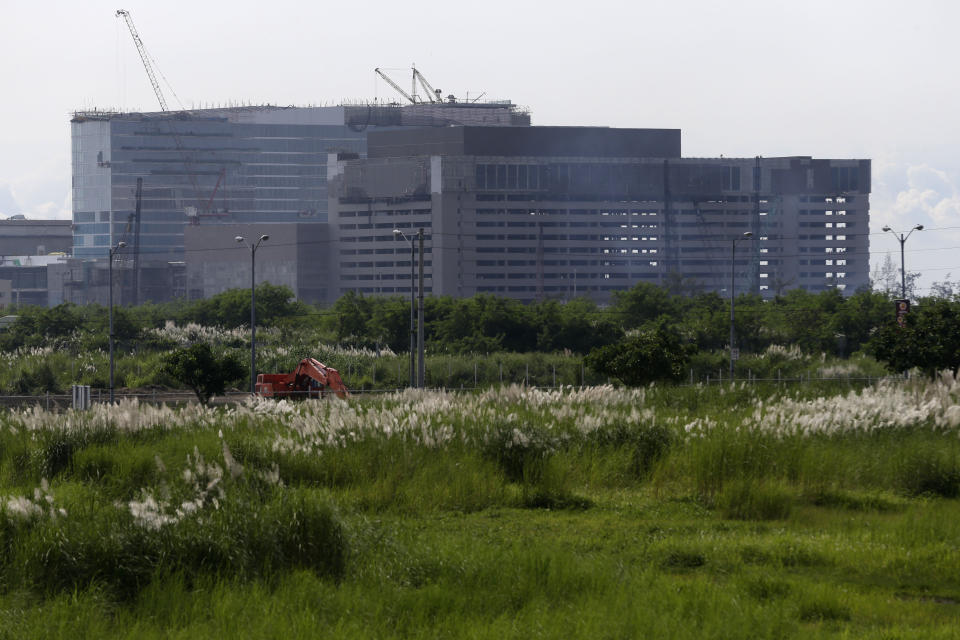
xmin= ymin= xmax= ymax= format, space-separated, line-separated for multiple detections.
xmin=2 ymin=376 xmax=960 ymax=638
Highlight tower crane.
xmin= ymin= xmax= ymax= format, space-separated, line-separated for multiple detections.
xmin=116 ymin=8 xmax=219 ymax=221
xmin=115 ymin=9 xmax=168 ymax=111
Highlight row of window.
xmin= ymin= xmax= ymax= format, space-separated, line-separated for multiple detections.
xmin=338 ymin=209 xmax=431 ymax=218
xmin=799 ymin=196 xmax=855 ymax=203
xmin=340 ymin=261 xmax=433 ymax=269
xmin=340 ymin=287 xmax=434 ymax=294
xmin=474 ymin=221 xmax=659 ymax=229
xmin=340 ymin=234 xmax=433 ymax=243
xmin=476 ymin=208 xmax=660 ymax=217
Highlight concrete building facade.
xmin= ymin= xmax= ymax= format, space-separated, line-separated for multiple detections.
xmin=329 ymin=127 xmax=870 ymax=303
xmin=184 ymin=223 xmax=328 ymax=303
xmin=0 ymin=219 xmax=72 ymax=257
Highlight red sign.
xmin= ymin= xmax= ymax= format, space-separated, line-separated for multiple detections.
xmin=894 ymin=299 xmax=910 ymax=328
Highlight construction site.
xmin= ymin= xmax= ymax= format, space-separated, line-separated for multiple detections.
xmin=3 ymin=9 xmax=872 ymax=308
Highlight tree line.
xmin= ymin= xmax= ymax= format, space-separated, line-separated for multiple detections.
xmin=2 ymin=280 xmax=959 ymax=388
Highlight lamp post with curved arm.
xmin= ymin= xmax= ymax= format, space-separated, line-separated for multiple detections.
xmin=881 ymin=224 xmax=923 ymax=299
xmin=236 ymin=234 xmax=269 ymax=393
xmin=730 ymin=231 xmax=753 ymax=380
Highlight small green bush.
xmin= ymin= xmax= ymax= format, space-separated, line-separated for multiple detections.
xmin=0 ymin=487 xmax=347 ymax=598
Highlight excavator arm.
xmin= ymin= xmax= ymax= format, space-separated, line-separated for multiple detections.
xmin=292 ymin=358 xmax=350 ymax=399
xmin=256 ymin=358 xmax=350 ymax=399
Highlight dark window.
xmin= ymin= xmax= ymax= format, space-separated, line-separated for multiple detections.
xmin=723 ymin=166 xmax=741 ymax=191
xmin=475 ymin=164 xmax=485 ymax=189
xmin=518 ymin=165 xmax=527 ymax=189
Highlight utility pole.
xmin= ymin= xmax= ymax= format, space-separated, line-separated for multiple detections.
xmin=730 ymin=232 xmax=753 ymax=380
xmin=236 ymin=234 xmax=270 ymax=393
xmin=418 ymin=228 xmax=425 ymax=389
xmin=394 ymin=229 xmax=417 ymax=387
xmin=109 ymin=241 xmax=127 ymax=403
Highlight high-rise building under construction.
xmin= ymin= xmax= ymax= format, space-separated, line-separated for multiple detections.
xmin=70 ymin=102 xmax=530 ymax=301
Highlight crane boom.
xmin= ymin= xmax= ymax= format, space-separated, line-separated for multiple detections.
xmin=375 ymin=68 xmax=417 ymax=104
xmin=413 ymin=68 xmax=441 ymax=103
xmin=116 ymin=8 xmax=209 ymax=211
xmin=116 ymin=9 xmax=168 ymax=111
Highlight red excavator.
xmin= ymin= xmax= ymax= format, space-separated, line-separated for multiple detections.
xmin=255 ymin=358 xmax=350 ymax=399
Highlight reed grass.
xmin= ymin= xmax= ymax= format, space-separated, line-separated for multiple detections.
xmin=2 ymin=374 xmax=960 ymax=637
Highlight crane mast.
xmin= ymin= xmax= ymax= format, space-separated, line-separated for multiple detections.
xmin=115 ymin=9 xmax=168 ymax=111
xmin=413 ymin=68 xmax=442 ymax=103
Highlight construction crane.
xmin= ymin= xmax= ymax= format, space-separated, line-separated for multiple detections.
xmin=375 ymin=67 xmax=417 ymax=104
xmin=116 ymin=8 xmax=221 ymax=219
xmin=377 ymin=66 xmax=462 ymax=105
xmin=115 ymin=9 xmax=168 ymax=111
xmin=413 ymin=67 xmax=443 ymax=104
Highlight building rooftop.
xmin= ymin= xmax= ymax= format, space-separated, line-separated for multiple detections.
xmin=367 ymin=126 xmax=682 ymax=159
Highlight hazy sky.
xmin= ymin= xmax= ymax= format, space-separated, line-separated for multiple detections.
xmin=1 ymin=0 xmax=958 ymax=293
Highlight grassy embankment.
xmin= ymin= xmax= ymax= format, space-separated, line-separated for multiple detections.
xmin=2 ymin=375 xmax=960 ymax=638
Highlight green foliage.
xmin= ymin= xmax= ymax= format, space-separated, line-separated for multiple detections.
xmin=870 ymin=298 xmax=960 ymax=375
xmin=183 ymin=283 xmax=304 ymax=328
xmin=585 ymin=321 xmax=695 ymax=386
xmin=0 ymin=303 xmax=84 ymax=350
xmin=161 ymin=343 xmax=245 ymax=404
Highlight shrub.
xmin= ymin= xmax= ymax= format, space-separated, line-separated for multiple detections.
xmin=585 ymin=320 xmax=694 ymax=386
xmin=0 ymin=487 xmax=347 ymax=598
xmin=162 ymin=343 xmax=245 ymax=404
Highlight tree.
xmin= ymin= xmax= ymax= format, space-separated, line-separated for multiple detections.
xmin=929 ymin=274 xmax=958 ymax=300
xmin=330 ymin=290 xmax=372 ymax=343
xmin=869 ymin=298 xmax=960 ymax=375
xmin=871 ymin=253 xmax=920 ymax=299
xmin=611 ymin=282 xmax=680 ymax=329
xmin=162 ymin=343 xmax=245 ymax=405
xmin=368 ymin=296 xmax=411 ymax=353
xmin=186 ymin=284 xmax=302 ymax=328
xmin=584 ymin=321 xmax=695 ymax=386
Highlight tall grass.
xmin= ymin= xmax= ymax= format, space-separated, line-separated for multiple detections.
xmin=2 ymin=374 xmax=960 ymax=637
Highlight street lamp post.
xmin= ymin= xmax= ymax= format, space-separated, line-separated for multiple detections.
xmin=108 ymin=240 xmax=127 ymax=404
xmin=729 ymin=231 xmax=753 ymax=380
xmin=236 ymin=234 xmax=269 ymax=393
xmin=882 ymin=224 xmax=923 ymax=299
xmin=393 ymin=229 xmax=416 ymax=387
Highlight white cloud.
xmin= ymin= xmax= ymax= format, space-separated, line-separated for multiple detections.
xmin=881 ymin=163 xmax=960 ymax=227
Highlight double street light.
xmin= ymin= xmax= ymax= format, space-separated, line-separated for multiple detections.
xmin=108 ymin=240 xmax=127 ymax=404
xmin=729 ymin=231 xmax=753 ymax=380
xmin=881 ymin=224 xmax=923 ymax=299
xmin=393 ymin=228 xmax=425 ymax=388
xmin=236 ymin=234 xmax=269 ymax=393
